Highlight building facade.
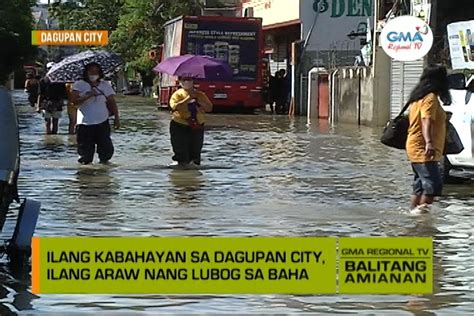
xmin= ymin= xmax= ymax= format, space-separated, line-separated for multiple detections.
xmin=382 ymin=0 xmax=474 ymax=119
xmin=241 ymin=0 xmax=301 ymax=75
xmin=299 ymin=0 xmax=374 ymax=117
xmin=300 ymin=0 xmax=373 ymax=68
xmin=327 ymin=0 xmax=474 ymax=127
xmin=201 ymin=0 xmax=241 ymax=17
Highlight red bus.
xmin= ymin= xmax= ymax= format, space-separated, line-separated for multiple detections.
xmin=158 ymin=15 xmax=265 ymax=111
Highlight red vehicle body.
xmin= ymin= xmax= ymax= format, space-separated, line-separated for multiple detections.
xmin=158 ymin=15 xmax=265 ymax=111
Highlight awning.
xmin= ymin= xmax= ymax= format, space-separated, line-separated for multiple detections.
xmin=263 ymin=19 xmax=300 ymax=31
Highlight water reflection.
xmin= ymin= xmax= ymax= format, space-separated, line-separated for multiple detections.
xmin=168 ymin=169 xmax=206 ymax=207
xmin=68 ymin=167 xmax=124 ymax=233
xmin=0 ymin=262 xmax=38 ymax=313
xmin=3 ymin=90 xmax=473 ymax=313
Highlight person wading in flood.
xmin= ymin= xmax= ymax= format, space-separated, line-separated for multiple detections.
xmin=406 ymin=64 xmax=451 ymax=212
xmin=71 ymin=63 xmax=120 ymax=165
xmin=168 ymin=76 xmax=212 ymax=168
xmin=37 ymin=63 xmax=68 ymax=134
xmin=277 ymin=69 xmax=290 ymax=114
xmin=24 ymin=73 xmax=39 ymax=107
xmin=268 ymin=70 xmax=278 ymax=113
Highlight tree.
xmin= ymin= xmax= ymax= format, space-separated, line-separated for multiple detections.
xmin=49 ymin=0 xmax=125 ymax=32
xmin=0 ymin=0 xmax=36 ymax=84
xmin=48 ymin=0 xmax=202 ymax=76
xmin=110 ymin=0 xmax=201 ymax=76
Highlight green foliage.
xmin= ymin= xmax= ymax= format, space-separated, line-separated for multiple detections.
xmin=111 ymin=0 xmax=201 ymax=75
xmin=50 ymin=0 xmax=201 ymax=76
xmin=49 ymin=0 xmax=125 ymax=32
xmin=0 ymin=0 xmax=36 ymax=84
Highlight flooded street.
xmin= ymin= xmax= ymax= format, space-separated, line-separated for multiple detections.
xmin=1 ymin=90 xmax=473 ymax=314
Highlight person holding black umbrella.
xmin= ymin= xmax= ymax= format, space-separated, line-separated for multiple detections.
xmin=36 ymin=62 xmax=68 ymax=134
xmin=70 ymin=62 xmax=120 ymax=165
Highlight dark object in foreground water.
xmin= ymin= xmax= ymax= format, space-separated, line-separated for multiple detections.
xmin=0 ymin=86 xmax=20 ymax=231
xmin=6 ymin=199 xmax=41 ymax=266
xmin=0 ymin=87 xmax=41 ymax=266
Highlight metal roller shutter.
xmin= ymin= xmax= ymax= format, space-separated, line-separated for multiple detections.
xmin=402 ymin=60 xmax=424 ymax=105
xmin=390 ymin=60 xmax=403 ymax=118
xmin=390 ymin=59 xmax=424 ymax=118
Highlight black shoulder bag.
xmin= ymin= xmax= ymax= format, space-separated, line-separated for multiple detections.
xmin=90 ymin=83 xmax=116 ymax=117
xmin=381 ymin=102 xmax=410 ymax=150
xmin=444 ymin=122 xmax=464 ymax=155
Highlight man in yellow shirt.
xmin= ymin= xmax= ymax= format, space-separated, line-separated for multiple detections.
xmin=405 ymin=65 xmax=450 ymax=211
xmin=169 ymin=77 xmax=212 ymax=167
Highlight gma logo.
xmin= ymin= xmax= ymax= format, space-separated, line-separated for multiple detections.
xmin=387 ymin=31 xmax=424 ymax=42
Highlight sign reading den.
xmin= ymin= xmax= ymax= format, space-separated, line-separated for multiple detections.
xmin=380 ymin=16 xmax=433 ymax=61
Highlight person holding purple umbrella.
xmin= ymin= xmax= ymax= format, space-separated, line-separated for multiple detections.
xmin=168 ymin=76 xmax=212 ymax=168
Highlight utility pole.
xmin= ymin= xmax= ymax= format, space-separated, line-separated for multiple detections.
xmin=46 ymin=0 xmax=51 ymax=61
xmin=371 ymin=0 xmax=378 ymax=76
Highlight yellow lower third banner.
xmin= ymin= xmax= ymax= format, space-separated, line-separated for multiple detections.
xmin=31 ymin=237 xmax=337 ymax=294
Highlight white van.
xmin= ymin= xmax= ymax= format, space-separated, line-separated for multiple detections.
xmin=441 ymin=73 xmax=474 ymax=179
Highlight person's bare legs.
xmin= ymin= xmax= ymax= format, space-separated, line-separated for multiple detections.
xmin=411 ymin=195 xmax=421 ymax=209
xmin=68 ymin=122 xmax=75 ymax=135
xmin=45 ymin=118 xmax=52 ymax=134
xmin=68 ymin=106 xmax=77 ymax=134
xmin=52 ymin=118 xmax=59 ymax=134
xmin=410 ymin=162 xmax=441 ymax=211
xmin=420 ymin=195 xmax=435 ymax=205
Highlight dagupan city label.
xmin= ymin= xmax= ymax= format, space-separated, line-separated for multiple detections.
xmin=31 ymin=237 xmax=432 ymax=294
xmin=31 ymin=30 xmax=108 ymax=46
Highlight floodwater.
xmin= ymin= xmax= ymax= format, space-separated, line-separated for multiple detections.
xmin=0 ymin=90 xmax=472 ymax=315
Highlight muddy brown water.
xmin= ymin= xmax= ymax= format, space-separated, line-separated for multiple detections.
xmin=0 ymin=91 xmax=472 ymax=314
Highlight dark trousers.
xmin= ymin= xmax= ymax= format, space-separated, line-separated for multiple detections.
xmin=76 ymin=120 xmax=114 ymax=164
xmin=276 ymin=97 xmax=286 ymax=114
xmin=28 ymin=93 xmax=38 ymax=107
xmin=170 ymin=120 xmax=204 ymax=164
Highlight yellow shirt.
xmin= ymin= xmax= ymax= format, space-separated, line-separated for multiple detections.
xmin=169 ymin=88 xmax=212 ymax=125
xmin=65 ymin=83 xmax=77 ymax=110
xmin=406 ymin=93 xmax=446 ymax=163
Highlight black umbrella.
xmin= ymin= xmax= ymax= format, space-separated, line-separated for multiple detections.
xmin=46 ymin=50 xmax=123 ymax=82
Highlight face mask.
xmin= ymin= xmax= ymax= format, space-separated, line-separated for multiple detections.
xmin=88 ymin=75 xmax=99 ymax=82
xmin=181 ymin=80 xmax=193 ymax=90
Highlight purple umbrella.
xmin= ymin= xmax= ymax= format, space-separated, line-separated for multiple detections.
xmin=153 ymin=54 xmax=233 ymax=80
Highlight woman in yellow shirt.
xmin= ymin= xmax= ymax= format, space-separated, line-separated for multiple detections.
xmin=405 ymin=65 xmax=451 ymax=211
xmin=169 ymin=76 xmax=212 ymax=167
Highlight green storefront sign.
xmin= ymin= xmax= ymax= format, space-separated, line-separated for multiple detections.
xmin=313 ymin=0 xmax=372 ymax=17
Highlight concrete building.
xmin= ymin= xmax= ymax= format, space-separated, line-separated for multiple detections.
xmin=241 ymin=0 xmax=300 ymax=76
xmin=321 ymin=0 xmax=474 ymax=127
xmin=201 ymin=0 xmax=241 ymax=16
xmin=239 ymin=1 xmax=374 ymax=116
xmin=299 ymin=0 xmax=374 ymax=118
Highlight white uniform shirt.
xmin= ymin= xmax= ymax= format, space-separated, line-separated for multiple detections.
xmin=73 ymin=80 xmax=115 ymax=125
